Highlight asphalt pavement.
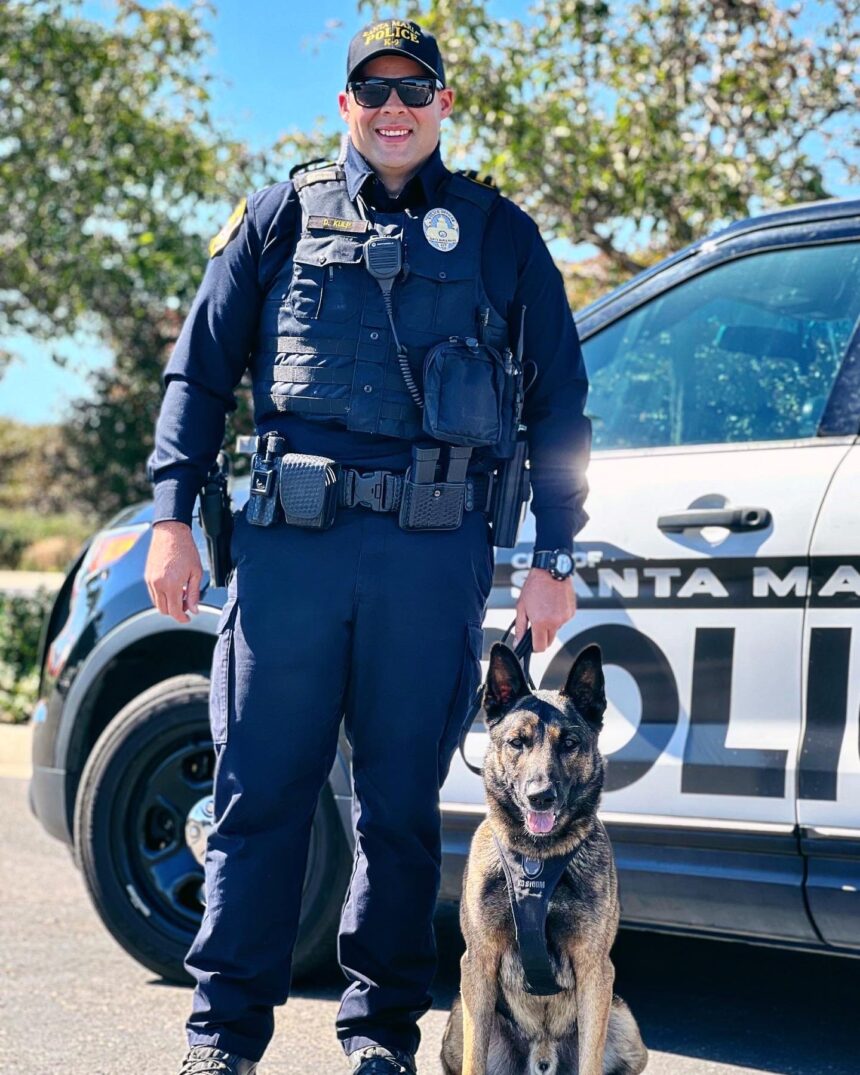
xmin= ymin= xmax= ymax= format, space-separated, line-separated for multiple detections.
xmin=2 ymin=766 xmax=857 ymax=1075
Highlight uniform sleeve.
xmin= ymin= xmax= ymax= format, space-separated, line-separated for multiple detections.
xmin=506 ymin=207 xmax=591 ymax=551
xmin=147 ymin=187 xmax=294 ymax=525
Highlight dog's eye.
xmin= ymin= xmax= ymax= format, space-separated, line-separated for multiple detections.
xmin=562 ymin=738 xmax=580 ymax=751
xmin=507 ymin=737 xmax=525 ymax=750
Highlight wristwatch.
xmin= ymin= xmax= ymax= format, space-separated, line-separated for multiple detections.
xmin=532 ymin=548 xmax=574 ymax=581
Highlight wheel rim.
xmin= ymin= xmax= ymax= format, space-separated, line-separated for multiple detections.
xmin=112 ymin=725 xmax=214 ymax=942
xmin=108 ymin=719 xmax=327 ymax=947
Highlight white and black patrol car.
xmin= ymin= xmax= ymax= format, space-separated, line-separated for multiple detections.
xmin=29 ymin=196 xmax=860 ymax=982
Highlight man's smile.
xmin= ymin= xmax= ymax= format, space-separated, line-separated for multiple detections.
xmin=375 ymin=126 xmax=412 ymax=142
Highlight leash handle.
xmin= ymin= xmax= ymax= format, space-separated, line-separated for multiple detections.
xmin=501 ymin=620 xmax=536 ymax=691
xmin=458 ymin=619 xmax=536 ymax=776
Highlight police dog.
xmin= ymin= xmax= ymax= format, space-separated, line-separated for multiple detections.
xmin=440 ymin=642 xmax=648 ymax=1075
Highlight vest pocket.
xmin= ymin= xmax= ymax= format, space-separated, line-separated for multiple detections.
xmin=291 ymin=234 xmax=364 ymax=323
xmin=289 ymin=260 xmax=325 ymax=321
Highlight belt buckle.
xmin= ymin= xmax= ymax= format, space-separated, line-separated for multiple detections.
xmin=352 ymin=469 xmax=395 ymax=512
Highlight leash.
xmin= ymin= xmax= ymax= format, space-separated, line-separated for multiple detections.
xmin=458 ymin=620 xmax=535 ymax=776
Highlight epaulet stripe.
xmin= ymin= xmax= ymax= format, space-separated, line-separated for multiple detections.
xmin=459 ymin=168 xmax=497 ymax=189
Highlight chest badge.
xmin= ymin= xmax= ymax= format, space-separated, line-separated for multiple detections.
xmin=423 ymin=208 xmax=460 ymax=252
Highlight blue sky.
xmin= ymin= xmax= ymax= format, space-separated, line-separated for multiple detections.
xmin=2 ymin=0 xmax=855 ymax=423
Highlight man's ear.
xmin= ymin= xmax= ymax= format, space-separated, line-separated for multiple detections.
xmin=338 ymin=90 xmax=350 ymax=123
xmin=483 ymin=643 xmax=529 ymax=725
xmin=560 ymin=644 xmax=606 ymax=729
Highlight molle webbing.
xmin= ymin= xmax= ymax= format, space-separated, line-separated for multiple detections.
xmin=251 ymin=166 xmax=509 ymax=441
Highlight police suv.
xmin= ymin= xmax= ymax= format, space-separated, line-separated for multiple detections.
xmin=29 ymin=197 xmax=860 ymax=982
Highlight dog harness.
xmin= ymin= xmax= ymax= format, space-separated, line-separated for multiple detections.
xmin=492 ymin=832 xmax=575 ymax=996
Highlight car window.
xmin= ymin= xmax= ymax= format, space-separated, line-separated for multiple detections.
xmin=582 ymin=242 xmax=860 ymax=449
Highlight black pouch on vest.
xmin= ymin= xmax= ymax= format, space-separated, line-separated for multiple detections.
xmin=278 ymin=453 xmax=341 ymax=530
xmin=422 ymin=337 xmax=506 ymax=448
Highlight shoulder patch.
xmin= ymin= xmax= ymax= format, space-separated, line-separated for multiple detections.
xmin=458 ymin=169 xmax=496 ymax=189
xmin=209 ymin=197 xmax=247 ymax=258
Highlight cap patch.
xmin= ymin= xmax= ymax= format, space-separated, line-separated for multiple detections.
xmin=209 ymin=197 xmax=247 ymax=258
xmin=363 ymin=20 xmax=421 ymax=48
xmin=423 ymin=207 xmax=460 ymax=252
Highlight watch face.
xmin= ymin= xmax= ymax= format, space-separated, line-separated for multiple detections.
xmin=554 ymin=552 xmax=573 ymax=576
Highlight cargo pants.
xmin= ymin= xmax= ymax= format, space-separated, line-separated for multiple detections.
xmin=184 ymin=501 xmax=493 ymax=1063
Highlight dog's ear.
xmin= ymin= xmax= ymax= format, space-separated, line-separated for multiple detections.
xmin=560 ymin=643 xmax=606 ymax=728
xmin=483 ymin=642 xmax=530 ymax=725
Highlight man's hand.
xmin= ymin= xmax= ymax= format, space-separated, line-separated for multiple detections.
xmin=145 ymin=521 xmax=204 ymax=624
xmin=515 ymin=568 xmax=576 ymax=653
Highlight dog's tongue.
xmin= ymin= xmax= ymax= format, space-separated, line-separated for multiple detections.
xmin=526 ymin=809 xmax=556 ymax=835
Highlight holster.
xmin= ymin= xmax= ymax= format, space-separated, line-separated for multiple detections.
xmin=197 ymin=453 xmax=233 ymax=587
xmin=488 ymin=432 xmax=530 ymax=548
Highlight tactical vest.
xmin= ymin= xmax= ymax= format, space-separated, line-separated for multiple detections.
xmin=493 ymin=832 xmax=575 ymax=996
xmin=251 ymin=164 xmax=511 ymax=444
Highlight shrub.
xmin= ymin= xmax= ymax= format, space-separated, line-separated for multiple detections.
xmin=0 ymin=511 xmax=90 ymax=570
xmin=0 ymin=589 xmax=56 ymax=724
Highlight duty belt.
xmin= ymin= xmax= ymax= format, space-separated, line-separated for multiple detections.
xmin=250 ymin=434 xmax=493 ymax=516
xmin=339 ymin=468 xmax=492 ymax=514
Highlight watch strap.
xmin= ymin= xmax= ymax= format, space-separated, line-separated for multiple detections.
xmin=532 ymin=548 xmax=574 ymax=579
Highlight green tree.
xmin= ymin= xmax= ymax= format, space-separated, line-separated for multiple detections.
xmin=0 ymin=0 xmax=270 ymax=515
xmin=353 ymin=0 xmax=859 ymax=273
xmin=0 ymin=0 xmax=259 ymax=352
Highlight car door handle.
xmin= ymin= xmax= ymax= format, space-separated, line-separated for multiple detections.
xmin=657 ymin=507 xmax=772 ymax=533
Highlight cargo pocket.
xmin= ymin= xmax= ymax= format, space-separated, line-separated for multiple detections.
xmin=209 ymin=593 xmax=239 ymax=746
xmin=438 ymin=622 xmax=486 ymax=786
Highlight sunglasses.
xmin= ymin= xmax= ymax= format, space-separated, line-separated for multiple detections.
xmin=347 ymin=76 xmax=443 ymax=109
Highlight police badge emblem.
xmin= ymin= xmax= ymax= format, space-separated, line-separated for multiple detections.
xmin=423 ymin=208 xmax=460 ymax=252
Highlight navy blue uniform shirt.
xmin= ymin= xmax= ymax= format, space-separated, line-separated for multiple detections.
xmin=149 ymin=141 xmax=591 ymax=550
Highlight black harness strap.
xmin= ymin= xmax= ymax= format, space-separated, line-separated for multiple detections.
xmin=492 ymin=833 xmax=574 ymax=996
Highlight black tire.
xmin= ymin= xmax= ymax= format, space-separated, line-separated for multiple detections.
xmin=73 ymin=673 xmax=352 ymax=984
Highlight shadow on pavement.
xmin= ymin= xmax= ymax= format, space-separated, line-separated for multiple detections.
xmin=292 ymin=903 xmax=857 ymax=1075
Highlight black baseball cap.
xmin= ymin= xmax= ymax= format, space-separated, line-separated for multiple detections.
xmin=346 ymin=19 xmax=445 ymax=86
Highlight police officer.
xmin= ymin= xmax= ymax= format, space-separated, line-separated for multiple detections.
xmin=145 ymin=18 xmax=590 ymax=1075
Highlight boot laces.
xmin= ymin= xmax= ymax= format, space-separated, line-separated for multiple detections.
xmin=179 ymin=1046 xmax=237 ymax=1074
xmin=352 ymin=1045 xmax=413 ymax=1074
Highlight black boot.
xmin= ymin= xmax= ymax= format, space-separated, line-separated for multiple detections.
xmin=178 ymin=1045 xmax=258 ymax=1074
xmin=348 ymin=1045 xmax=416 ymax=1075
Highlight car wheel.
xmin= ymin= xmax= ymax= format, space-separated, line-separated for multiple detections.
xmin=73 ymin=673 xmax=351 ymax=984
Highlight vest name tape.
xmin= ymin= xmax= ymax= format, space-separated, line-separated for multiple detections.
xmin=423 ymin=207 xmax=460 ymax=252
xmin=307 ymin=215 xmax=371 ymax=234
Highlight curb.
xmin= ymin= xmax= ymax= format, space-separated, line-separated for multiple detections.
xmin=0 ymin=571 xmax=64 ymax=596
